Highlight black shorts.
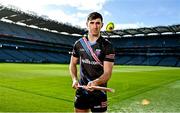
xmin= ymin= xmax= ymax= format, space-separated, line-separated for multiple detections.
xmin=74 ymin=88 xmax=107 ymax=112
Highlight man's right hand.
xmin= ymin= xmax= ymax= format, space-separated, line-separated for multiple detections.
xmin=72 ymin=79 xmax=79 ymax=89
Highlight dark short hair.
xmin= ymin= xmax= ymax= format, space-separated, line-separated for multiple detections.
xmin=87 ymin=12 xmax=103 ymax=22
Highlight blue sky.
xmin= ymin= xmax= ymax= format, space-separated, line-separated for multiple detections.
xmin=104 ymin=0 xmax=180 ymax=28
xmin=0 ymin=0 xmax=180 ymax=30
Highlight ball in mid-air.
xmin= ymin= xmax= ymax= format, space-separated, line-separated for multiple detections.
xmin=106 ymin=22 xmax=114 ymax=32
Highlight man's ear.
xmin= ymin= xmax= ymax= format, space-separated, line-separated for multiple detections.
xmin=101 ymin=23 xmax=104 ymax=28
xmin=86 ymin=22 xmax=88 ymax=27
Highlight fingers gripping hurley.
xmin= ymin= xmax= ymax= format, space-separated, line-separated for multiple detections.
xmin=78 ymin=85 xmax=115 ymax=93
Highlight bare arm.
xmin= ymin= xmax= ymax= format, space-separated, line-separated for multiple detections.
xmin=69 ymin=56 xmax=79 ymax=89
xmin=87 ymin=61 xmax=114 ymax=87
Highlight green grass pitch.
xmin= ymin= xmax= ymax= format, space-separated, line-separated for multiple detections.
xmin=0 ymin=63 xmax=180 ymax=112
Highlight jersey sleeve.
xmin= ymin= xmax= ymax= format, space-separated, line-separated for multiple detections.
xmin=104 ymin=41 xmax=115 ymax=62
xmin=72 ymin=41 xmax=80 ymax=58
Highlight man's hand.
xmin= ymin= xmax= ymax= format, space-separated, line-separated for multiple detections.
xmin=72 ymin=79 xmax=79 ymax=89
xmin=85 ymin=81 xmax=98 ymax=91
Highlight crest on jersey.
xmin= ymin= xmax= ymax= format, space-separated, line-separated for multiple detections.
xmin=95 ymin=49 xmax=101 ymax=56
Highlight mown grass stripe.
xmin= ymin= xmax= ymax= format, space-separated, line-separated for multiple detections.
xmin=0 ymin=84 xmax=73 ymax=103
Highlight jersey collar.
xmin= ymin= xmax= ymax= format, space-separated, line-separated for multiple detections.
xmin=85 ymin=35 xmax=103 ymax=43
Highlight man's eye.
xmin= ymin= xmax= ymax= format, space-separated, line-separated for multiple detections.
xmin=90 ymin=22 xmax=94 ymax=24
xmin=96 ymin=22 xmax=100 ymax=24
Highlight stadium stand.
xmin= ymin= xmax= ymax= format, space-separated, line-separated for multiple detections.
xmin=106 ymin=27 xmax=180 ymax=67
xmin=0 ymin=4 xmax=179 ymax=66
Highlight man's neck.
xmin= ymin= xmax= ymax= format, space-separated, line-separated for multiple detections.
xmin=88 ymin=34 xmax=100 ymax=43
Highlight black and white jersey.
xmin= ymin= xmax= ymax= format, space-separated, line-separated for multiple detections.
xmin=72 ymin=36 xmax=115 ymax=86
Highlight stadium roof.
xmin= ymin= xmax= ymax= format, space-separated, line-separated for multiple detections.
xmin=0 ymin=4 xmax=85 ymax=34
xmin=0 ymin=4 xmax=180 ymax=37
xmin=101 ymin=24 xmax=180 ymax=38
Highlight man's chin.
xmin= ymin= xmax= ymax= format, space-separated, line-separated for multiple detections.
xmin=92 ymin=33 xmax=99 ymax=37
xmin=92 ymin=34 xmax=99 ymax=37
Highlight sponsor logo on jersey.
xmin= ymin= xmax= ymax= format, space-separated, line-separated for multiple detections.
xmin=81 ymin=59 xmax=99 ymax=65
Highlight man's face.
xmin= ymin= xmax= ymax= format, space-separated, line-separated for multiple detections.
xmin=86 ymin=18 xmax=103 ymax=37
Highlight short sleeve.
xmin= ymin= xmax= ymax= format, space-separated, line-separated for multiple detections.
xmin=72 ymin=41 xmax=80 ymax=58
xmin=104 ymin=41 xmax=115 ymax=62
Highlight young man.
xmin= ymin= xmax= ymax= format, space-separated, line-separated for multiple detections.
xmin=69 ymin=12 xmax=115 ymax=112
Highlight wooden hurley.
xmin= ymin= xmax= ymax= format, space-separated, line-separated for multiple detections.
xmin=78 ymin=85 xmax=115 ymax=93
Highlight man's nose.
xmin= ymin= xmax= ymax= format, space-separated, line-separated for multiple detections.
xmin=93 ymin=23 xmax=98 ymax=28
